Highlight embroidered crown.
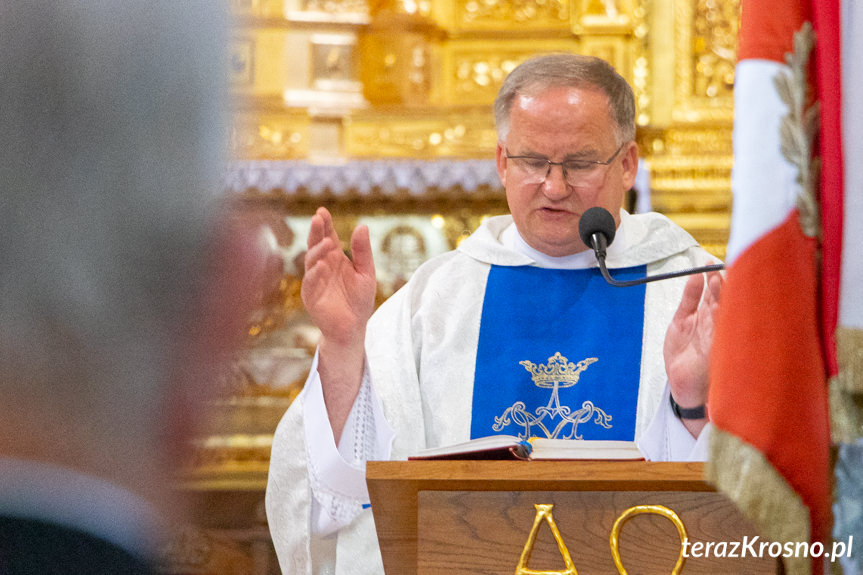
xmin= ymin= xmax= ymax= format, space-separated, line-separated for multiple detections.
xmin=519 ymin=352 xmax=598 ymax=388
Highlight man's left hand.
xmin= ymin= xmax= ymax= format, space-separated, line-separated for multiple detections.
xmin=663 ymin=266 xmax=723 ymax=436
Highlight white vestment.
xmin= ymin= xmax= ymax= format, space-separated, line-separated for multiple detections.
xmin=267 ymin=211 xmax=717 ymax=575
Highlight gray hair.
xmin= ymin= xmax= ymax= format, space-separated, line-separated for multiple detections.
xmin=493 ymin=53 xmax=636 ymax=144
xmin=0 ymin=1 xmax=228 ymax=448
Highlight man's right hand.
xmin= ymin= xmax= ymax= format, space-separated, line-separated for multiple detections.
xmin=302 ymin=207 xmax=377 ymax=442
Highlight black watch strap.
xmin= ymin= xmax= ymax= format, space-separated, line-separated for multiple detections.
xmin=670 ymin=394 xmax=707 ymax=420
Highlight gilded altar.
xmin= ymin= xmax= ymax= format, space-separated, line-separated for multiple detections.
xmin=169 ymin=0 xmax=739 ymax=572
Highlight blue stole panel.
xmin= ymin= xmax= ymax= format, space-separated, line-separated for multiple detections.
xmin=470 ymin=265 xmax=647 ymax=441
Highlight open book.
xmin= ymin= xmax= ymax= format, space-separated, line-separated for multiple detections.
xmin=408 ymin=435 xmax=644 ymax=461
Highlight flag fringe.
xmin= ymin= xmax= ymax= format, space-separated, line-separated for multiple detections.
xmin=706 ymin=429 xmax=811 ymax=575
xmin=830 ymin=326 xmax=863 ymax=443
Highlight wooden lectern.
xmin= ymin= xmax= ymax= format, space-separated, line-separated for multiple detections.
xmin=366 ymin=460 xmax=779 ymax=574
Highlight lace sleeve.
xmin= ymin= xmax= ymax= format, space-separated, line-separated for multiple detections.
xmin=304 ymin=353 xmax=395 ymax=534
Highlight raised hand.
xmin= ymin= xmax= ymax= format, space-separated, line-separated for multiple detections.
xmin=302 ymin=207 xmax=377 ymax=342
xmin=302 ymin=207 xmax=377 ymax=441
xmin=663 ymin=267 xmax=723 ymax=435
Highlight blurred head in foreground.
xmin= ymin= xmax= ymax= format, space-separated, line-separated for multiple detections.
xmin=0 ymin=0 xmax=271 ymax=562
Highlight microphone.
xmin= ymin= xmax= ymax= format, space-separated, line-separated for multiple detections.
xmin=578 ymin=207 xmax=724 ymax=287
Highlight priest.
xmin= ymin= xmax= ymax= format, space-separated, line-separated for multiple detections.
xmin=267 ymin=52 xmax=723 ymax=575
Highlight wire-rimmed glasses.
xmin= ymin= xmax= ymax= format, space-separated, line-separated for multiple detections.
xmin=505 ymin=143 xmax=625 ymax=189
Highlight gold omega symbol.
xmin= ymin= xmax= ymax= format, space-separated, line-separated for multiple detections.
xmin=609 ymin=504 xmax=689 ymax=575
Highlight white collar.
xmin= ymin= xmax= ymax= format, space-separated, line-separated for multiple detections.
xmin=458 ymin=210 xmax=698 ymax=268
xmin=500 ymin=210 xmax=630 ymax=269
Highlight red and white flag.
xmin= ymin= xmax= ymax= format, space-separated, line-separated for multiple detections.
xmin=707 ymin=0 xmax=844 ymax=573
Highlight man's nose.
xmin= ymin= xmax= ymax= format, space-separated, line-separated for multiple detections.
xmin=541 ymin=163 xmax=570 ymax=200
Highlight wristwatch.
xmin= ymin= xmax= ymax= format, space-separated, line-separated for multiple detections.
xmin=669 ymin=394 xmax=707 ymax=420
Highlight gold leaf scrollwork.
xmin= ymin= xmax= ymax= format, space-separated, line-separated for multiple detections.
xmin=774 ymin=22 xmax=820 ymax=239
xmin=609 ymin=505 xmax=688 ymax=575
xmin=515 ymin=504 xmax=578 ymax=575
xmin=459 ymin=0 xmax=568 ymax=26
xmin=692 ymin=0 xmax=738 ymax=100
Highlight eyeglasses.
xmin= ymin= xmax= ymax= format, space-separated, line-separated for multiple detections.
xmin=505 ymin=143 xmax=626 ymax=189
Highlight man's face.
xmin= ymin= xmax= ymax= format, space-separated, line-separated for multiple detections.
xmin=495 ymin=85 xmax=638 ymax=257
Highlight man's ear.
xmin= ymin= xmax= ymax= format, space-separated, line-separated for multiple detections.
xmin=495 ymin=142 xmax=507 ymax=187
xmin=620 ymin=140 xmax=639 ymax=192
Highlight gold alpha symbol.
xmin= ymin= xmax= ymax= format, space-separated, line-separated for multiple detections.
xmin=515 ymin=504 xmax=578 ymax=575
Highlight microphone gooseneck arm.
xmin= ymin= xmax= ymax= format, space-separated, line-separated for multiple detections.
xmin=579 ymin=206 xmax=725 ymax=288
xmin=595 ymin=252 xmax=725 ymax=287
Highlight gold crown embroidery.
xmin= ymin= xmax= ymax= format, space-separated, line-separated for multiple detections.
xmin=493 ymin=352 xmax=612 ymax=440
xmin=520 ymin=352 xmax=596 ymax=388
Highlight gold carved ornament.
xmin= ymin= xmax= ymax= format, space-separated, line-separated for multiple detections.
xmin=515 ymin=503 xmax=689 ymax=575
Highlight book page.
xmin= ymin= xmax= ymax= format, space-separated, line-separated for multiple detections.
xmin=529 ymin=438 xmax=643 ymax=460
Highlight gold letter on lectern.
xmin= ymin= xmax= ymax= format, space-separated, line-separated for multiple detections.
xmin=609 ymin=504 xmax=688 ymax=575
xmin=515 ymin=504 xmax=578 ymax=575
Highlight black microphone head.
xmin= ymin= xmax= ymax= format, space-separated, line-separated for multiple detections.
xmin=578 ymin=207 xmax=616 ymax=249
